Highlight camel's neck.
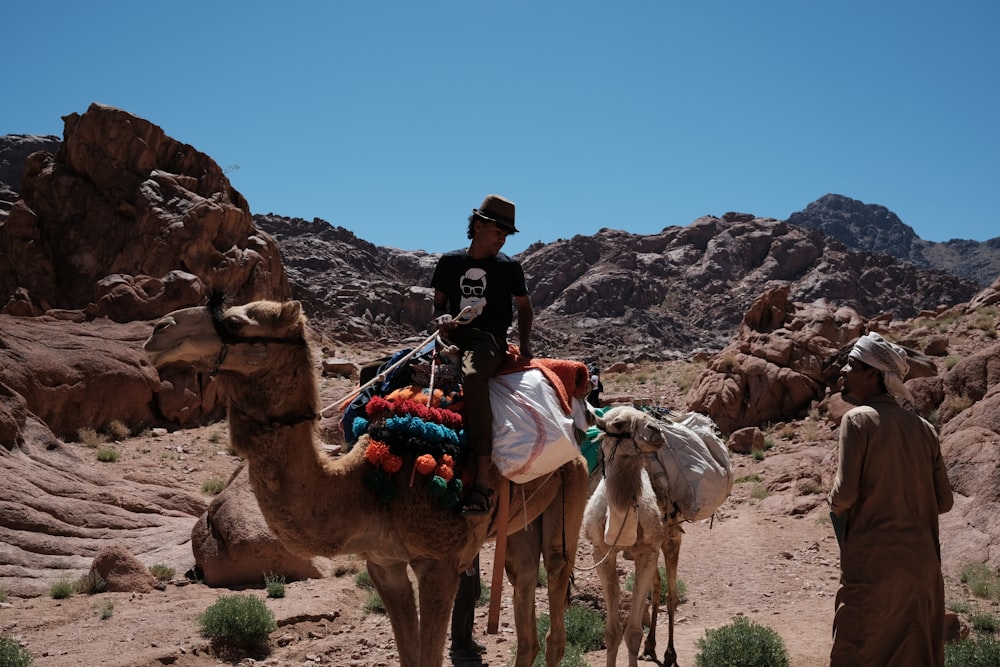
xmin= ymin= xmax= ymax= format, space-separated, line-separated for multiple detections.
xmin=219 ymin=352 xmax=382 ymax=558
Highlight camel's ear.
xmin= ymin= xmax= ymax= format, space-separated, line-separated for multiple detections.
xmin=279 ymin=300 xmax=303 ymax=324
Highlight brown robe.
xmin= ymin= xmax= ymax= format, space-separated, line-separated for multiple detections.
xmin=828 ymin=394 xmax=954 ymax=667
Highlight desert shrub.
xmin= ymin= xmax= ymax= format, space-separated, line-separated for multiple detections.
xmin=0 ymin=585 xmax=8 ymax=603
xmin=946 ymin=637 xmax=1000 ymax=666
xmin=695 ymin=616 xmax=789 ymax=667
xmin=198 ymin=594 xmax=276 ymax=649
xmin=149 ymin=563 xmax=175 ymax=582
xmin=949 ymin=600 xmax=972 ymax=615
xmin=95 ymin=446 xmax=120 ymax=463
xmin=49 ymin=578 xmax=74 ymax=599
xmin=74 ymin=570 xmax=106 ymax=595
xmin=353 ymin=569 xmax=374 ymax=590
xmin=362 ymin=591 xmax=385 ymax=614
xmin=77 ymin=427 xmax=107 ymax=447
xmin=107 ymin=420 xmax=131 ymax=440
xmin=97 ymin=600 xmax=114 ymax=620
xmin=625 ymin=567 xmax=688 ymax=605
xmin=750 ymin=482 xmax=769 ymax=500
xmin=531 ymin=603 xmax=604 ymax=665
xmin=969 ymin=611 xmax=999 ymax=635
xmin=942 ymin=393 xmax=975 ymax=416
xmin=736 ymin=474 xmax=763 ymax=484
xmin=201 ymin=476 xmax=227 ymax=495
xmin=0 ymin=637 xmax=34 ymax=667
xmin=264 ymin=574 xmax=285 ymax=599
xmin=961 ymin=563 xmax=1000 ymax=602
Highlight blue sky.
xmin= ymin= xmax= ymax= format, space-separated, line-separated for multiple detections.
xmin=5 ymin=2 xmax=998 ymax=255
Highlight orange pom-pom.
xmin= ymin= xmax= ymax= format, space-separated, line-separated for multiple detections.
xmin=383 ymin=454 xmax=403 ymax=474
xmin=435 ymin=464 xmax=454 ymax=481
xmin=415 ymin=454 xmax=438 ymax=475
xmin=441 ymin=454 xmax=455 ymax=468
xmin=365 ymin=440 xmax=389 ymax=466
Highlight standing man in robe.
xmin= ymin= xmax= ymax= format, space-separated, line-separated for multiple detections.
xmin=828 ymin=332 xmax=953 ymax=667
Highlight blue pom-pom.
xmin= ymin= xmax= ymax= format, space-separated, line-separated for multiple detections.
xmin=352 ymin=416 xmax=369 ymax=438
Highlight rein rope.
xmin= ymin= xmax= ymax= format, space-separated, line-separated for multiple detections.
xmin=319 ymin=305 xmax=475 ymax=417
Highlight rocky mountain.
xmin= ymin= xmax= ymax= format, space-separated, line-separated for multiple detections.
xmin=2 ymin=125 xmax=989 ymax=371
xmin=787 ymin=193 xmax=1000 ymax=287
xmin=255 ymin=211 xmax=978 ymax=366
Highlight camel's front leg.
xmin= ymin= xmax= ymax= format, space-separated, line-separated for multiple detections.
xmin=592 ymin=547 xmax=622 ymax=667
xmin=505 ymin=524 xmax=542 ymax=667
xmin=367 ymin=559 xmax=421 ymax=667
xmin=643 ymin=562 xmax=661 ymax=661
xmin=410 ymin=558 xmax=462 ymax=667
xmin=626 ymin=551 xmax=659 ymax=667
xmin=661 ymin=527 xmax=683 ymax=667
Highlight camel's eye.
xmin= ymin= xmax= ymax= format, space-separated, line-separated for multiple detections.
xmin=222 ymin=314 xmax=248 ymax=334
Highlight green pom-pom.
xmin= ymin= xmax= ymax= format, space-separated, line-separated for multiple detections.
xmin=449 ymin=478 xmax=463 ymax=495
xmin=427 ymin=475 xmax=448 ymax=497
xmin=441 ymin=490 xmax=460 ymax=509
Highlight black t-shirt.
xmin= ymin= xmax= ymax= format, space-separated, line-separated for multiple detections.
xmin=430 ymin=250 xmax=528 ymax=343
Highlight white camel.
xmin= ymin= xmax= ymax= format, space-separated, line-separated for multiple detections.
xmin=144 ymin=299 xmax=590 ymax=667
xmin=584 ymin=405 xmax=689 ymax=667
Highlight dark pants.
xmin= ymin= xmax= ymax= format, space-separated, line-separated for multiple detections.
xmin=448 ymin=328 xmax=504 ymax=457
xmin=451 ymin=554 xmax=481 ymax=646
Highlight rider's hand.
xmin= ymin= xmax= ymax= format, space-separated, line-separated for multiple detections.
xmin=432 ymin=314 xmax=456 ymax=332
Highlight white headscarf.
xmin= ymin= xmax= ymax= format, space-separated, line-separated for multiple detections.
xmin=848 ymin=332 xmax=914 ymax=403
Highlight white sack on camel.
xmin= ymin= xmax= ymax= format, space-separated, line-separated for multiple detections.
xmin=489 ymin=368 xmax=582 ymax=483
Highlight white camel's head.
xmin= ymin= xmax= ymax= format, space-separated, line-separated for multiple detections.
xmin=594 ymin=405 xmax=666 ymax=456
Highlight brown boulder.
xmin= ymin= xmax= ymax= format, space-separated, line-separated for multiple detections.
xmin=90 ymin=544 xmax=158 ymax=593
xmin=729 ymin=427 xmax=764 ymax=454
xmin=191 ymin=463 xmax=326 ymax=587
xmin=0 ymin=314 xmax=161 ymax=439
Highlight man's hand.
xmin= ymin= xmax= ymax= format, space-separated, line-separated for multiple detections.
xmin=432 ymin=314 xmax=457 ymax=332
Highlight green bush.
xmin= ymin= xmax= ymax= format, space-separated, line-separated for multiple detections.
xmin=946 ymin=637 xmax=1000 ymax=667
xmin=625 ymin=567 xmax=688 ymax=605
xmin=531 ymin=603 xmax=605 ymax=666
xmin=0 ymin=637 xmax=33 ymax=667
xmin=695 ymin=616 xmax=790 ymax=667
xmin=73 ymin=570 xmax=106 ymax=595
xmin=969 ymin=612 xmax=999 ymax=635
xmin=49 ymin=579 xmax=74 ymax=600
xmin=95 ymin=446 xmax=120 ymax=463
xmin=264 ymin=574 xmax=286 ymax=599
xmin=97 ymin=600 xmax=114 ymax=620
xmin=198 ymin=594 xmax=276 ymax=649
xmin=149 ymin=563 xmax=175 ymax=583
xmin=353 ymin=569 xmax=374 ymax=590
xmin=961 ymin=563 xmax=1000 ymax=602
xmin=201 ymin=476 xmax=227 ymax=495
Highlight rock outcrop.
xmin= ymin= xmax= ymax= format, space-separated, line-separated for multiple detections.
xmin=0 ymin=412 xmax=205 ymax=596
xmin=0 ymin=104 xmax=290 ymax=320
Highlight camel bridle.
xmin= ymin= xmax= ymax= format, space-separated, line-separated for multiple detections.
xmin=208 ymin=298 xmax=316 ymax=428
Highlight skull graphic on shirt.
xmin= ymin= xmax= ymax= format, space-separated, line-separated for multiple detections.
xmin=458 ymin=268 xmax=487 ymax=321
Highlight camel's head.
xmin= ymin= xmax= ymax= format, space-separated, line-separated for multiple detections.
xmin=144 ymin=299 xmax=307 ymax=373
xmin=594 ymin=405 xmax=666 ymax=456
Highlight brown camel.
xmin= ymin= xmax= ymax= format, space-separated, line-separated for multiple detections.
xmin=583 ymin=406 xmax=685 ymax=667
xmin=144 ymin=299 xmax=589 ymax=667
